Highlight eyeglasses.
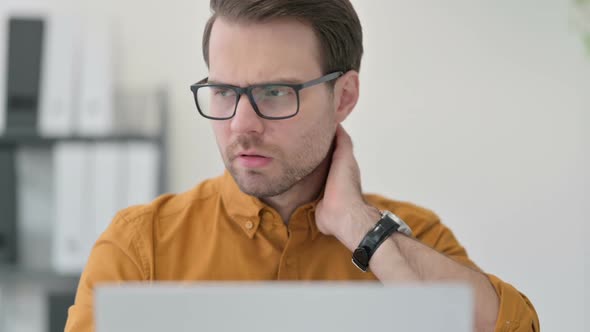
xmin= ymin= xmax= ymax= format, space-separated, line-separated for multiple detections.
xmin=189 ymin=71 xmax=343 ymax=120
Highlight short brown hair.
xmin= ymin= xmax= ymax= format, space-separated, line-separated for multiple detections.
xmin=202 ymin=0 xmax=363 ymax=73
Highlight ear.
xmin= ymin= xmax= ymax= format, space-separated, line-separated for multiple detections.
xmin=333 ymin=70 xmax=360 ymax=124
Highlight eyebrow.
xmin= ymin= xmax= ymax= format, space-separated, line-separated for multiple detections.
xmin=207 ymin=77 xmax=305 ymax=86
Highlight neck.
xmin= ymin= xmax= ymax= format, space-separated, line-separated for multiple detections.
xmin=261 ymin=155 xmax=330 ymax=224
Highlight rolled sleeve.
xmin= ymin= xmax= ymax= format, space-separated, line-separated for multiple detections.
xmin=487 ymin=274 xmax=540 ymax=332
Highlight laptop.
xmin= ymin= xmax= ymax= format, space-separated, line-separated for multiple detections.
xmin=95 ymin=282 xmax=473 ymax=332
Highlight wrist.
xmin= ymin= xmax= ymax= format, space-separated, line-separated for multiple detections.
xmin=337 ymin=204 xmax=382 ymax=251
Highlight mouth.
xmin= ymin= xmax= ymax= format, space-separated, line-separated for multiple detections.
xmin=235 ymin=151 xmax=273 ymax=168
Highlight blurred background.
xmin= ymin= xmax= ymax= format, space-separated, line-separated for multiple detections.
xmin=0 ymin=0 xmax=588 ymax=331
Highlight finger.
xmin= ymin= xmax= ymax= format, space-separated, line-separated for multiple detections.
xmin=335 ymin=124 xmax=353 ymax=152
xmin=334 ymin=125 xmax=362 ymax=187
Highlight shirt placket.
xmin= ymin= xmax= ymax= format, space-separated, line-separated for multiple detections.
xmin=276 ymin=207 xmax=312 ymax=280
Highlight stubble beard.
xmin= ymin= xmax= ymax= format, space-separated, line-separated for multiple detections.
xmin=223 ymin=123 xmax=335 ymax=199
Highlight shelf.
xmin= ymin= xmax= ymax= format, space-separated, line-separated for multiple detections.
xmin=0 ymin=133 xmax=161 ymax=146
xmin=0 ymin=266 xmax=80 ymax=290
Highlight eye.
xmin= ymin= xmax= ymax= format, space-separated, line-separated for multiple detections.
xmin=263 ymin=86 xmax=291 ymax=97
xmin=212 ymin=87 xmax=234 ymax=97
xmin=265 ymin=87 xmax=288 ymax=97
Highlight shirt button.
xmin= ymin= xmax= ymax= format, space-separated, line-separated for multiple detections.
xmin=263 ymin=211 xmax=274 ymax=220
xmin=245 ymin=221 xmax=254 ymax=230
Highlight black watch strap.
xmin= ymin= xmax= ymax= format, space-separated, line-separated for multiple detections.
xmin=351 ymin=212 xmax=400 ymax=272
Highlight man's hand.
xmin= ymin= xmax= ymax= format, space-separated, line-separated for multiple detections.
xmin=315 ymin=125 xmax=380 ymax=249
xmin=314 ymin=127 xmax=500 ymax=332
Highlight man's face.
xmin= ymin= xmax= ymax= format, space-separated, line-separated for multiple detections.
xmin=207 ymin=17 xmax=338 ymax=197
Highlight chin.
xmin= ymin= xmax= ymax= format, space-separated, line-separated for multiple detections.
xmin=229 ymin=168 xmax=294 ymax=198
xmin=226 ymin=147 xmax=328 ymax=198
xmin=237 ymin=179 xmax=287 ymax=198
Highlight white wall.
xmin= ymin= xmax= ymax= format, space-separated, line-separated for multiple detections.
xmin=4 ymin=0 xmax=588 ymax=331
xmin=351 ymin=1 xmax=589 ymax=331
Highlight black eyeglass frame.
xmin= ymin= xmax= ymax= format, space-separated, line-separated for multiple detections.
xmin=189 ymin=71 xmax=344 ymax=120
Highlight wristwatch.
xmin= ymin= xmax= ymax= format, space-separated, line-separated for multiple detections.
xmin=352 ymin=210 xmax=413 ymax=272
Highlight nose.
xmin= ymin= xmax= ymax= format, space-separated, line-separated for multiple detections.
xmin=230 ymin=94 xmax=264 ymax=134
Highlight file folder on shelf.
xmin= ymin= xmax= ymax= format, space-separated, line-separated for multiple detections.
xmin=48 ymin=291 xmax=76 ymax=332
xmin=38 ymin=14 xmax=82 ymax=137
xmin=114 ymin=90 xmax=162 ymax=137
xmin=0 ymin=11 xmax=7 ymax=135
xmin=1 ymin=284 xmax=45 ymax=332
xmin=4 ymin=17 xmax=45 ymax=135
xmin=0 ymin=147 xmax=17 ymax=264
xmin=52 ymin=141 xmax=161 ymax=274
xmin=15 ymin=147 xmax=54 ymax=271
xmin=52 ymin=142 xmax=91 ymax=274
xmin=125 ymin=142 xmax=160 ymax=207
xmin=0 ymin=3 xmax=50 ymax=135
xmin=76 ymin=19 xmax=114 ymax=136
xmin=90 ymin=143 xmax=126 ymax=246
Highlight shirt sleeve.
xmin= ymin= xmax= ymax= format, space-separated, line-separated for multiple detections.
xmin=415 ymin=214 xmax=540 ymax=332
xmin=64 ymin=213 xmax=149 ymax=332
xmin=487 ymin=274 xmax=540 ymax=332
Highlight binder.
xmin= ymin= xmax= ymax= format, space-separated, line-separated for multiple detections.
xmin=15 ymin=146 xmax=53 ymax=271
xmin=76 ymin=18 xmax=114 ymax=136
xmin=0 ymin=11 xmax=7 ymax=135
xmin=0 ymin=0 xmax=51 ymax=136
xmin=0 ymin=147 xmax=17 ymax=263
xmin=90 ymin=143 xmax=126 ymax=244
xmin=125 ymin=142 xmax=160 ymax=206
xmin=4 ymin=17 xmax=45 ymax=135
xmin=114 ymin=90 xmax=162 ymax=136
xmin=2 ymin=284 xmax=45 ymax=332
xmin=0 ymin=287 xmax=3 ymax=327
xmin=47 ymin=291 xmax=76 ymax=332
xmin=52 ymin=142 xmax=91 ymax=274
xmin=38 ymin=14 xmax=82 ymax=137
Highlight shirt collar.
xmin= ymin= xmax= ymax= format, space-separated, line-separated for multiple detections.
xmin=220 ymin=171 xmax=322 ymax=240
xmin=220 ymin=171 xmax=264 ymax=238
xmin=304 ymin=202 xmax=320 ymax=240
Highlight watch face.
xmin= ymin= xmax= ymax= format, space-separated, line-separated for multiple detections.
xmin=352 ymin=247 xmax=370 ymax=272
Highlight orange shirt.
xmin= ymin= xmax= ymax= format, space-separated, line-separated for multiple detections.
xmin=65 ymin=172 xmax=539 ymax=331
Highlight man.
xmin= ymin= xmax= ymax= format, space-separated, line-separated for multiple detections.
xmin=65 ymin=0 xmax=539 ymax=331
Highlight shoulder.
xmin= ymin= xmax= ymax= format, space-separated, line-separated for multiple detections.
xmin=101 ymin=174 xmax=225 ymax=248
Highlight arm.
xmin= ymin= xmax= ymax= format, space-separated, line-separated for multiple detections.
xmin=315 ymin=126 xmax=539 ymax=332
xmin=65 ymin=214 xmax=149 ymax=332
xmin=335 ymin=205 xmax=500 ymax=331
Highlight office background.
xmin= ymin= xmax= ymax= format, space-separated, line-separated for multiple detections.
xmin=0 ymin=0 xmax=588 ymax=331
